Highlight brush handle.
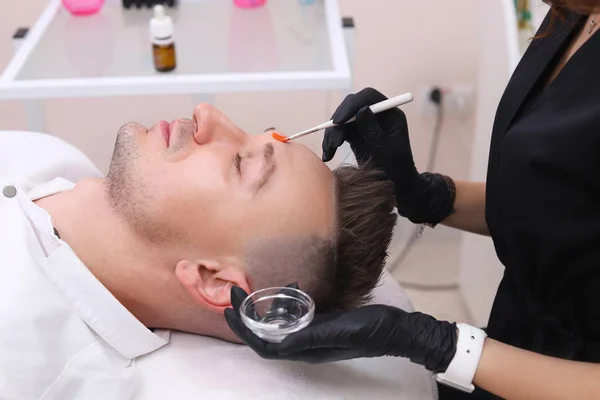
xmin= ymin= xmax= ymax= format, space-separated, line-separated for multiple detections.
xmin=330 ymin=92 xmax=414 ymax=126
xmin=288 ymin=92 xmax=414 ymax=141
xmin=362 ymin=92 xmax=414 ymax=119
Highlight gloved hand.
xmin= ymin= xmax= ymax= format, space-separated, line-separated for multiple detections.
xmin=224 ymin=286 xmax=458 ymax=373
xmin=322 ymin=87 xmax=456 ymax=225
xmin=322 ymin=88 xmax=416 ymax=183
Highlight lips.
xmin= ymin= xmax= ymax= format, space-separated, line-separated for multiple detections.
xmin=158 ymin=120 xmax=170 ymax=147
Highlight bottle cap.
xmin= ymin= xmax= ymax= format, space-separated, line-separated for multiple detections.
xmin=150 ymin=4 xmax=174 ymax=40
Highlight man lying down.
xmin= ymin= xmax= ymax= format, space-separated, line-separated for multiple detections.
xmin=0 ymin=103 xmax=436 ymax=399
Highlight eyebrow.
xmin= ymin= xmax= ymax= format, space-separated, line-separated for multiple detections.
xmin=256 ymin=143 xmax=276 ymax=191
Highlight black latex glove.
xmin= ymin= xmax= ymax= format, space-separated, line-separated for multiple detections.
xmin=224 ymin=286 xmax=458 ymax=373
xmin=322 ymin=88 xmax=418 ymax=186
xmin=322 ymin=87 xmax=455 ymax=225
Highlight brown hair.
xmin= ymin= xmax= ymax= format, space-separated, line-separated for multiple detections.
xmin=305 ymin=164 xmax=397 ymax=312
xmin=246 ymin=164 xmax=397 ymax=313
xmin=538 ymin=0 xmax=599 ymax=36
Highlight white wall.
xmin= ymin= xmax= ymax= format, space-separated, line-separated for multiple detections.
xmin=337 ymin=0 xmax=480 ymax=291
xmin=457 ymin=0 xmax=517 ymax=327
xmin=459 ymin=0 xmax=549 ymax=327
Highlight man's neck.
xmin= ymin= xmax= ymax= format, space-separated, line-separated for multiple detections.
xmin=35 ymin=178 xmax=182 ymax=328
xmin=35 ymin=178 xmax=237 ymax=341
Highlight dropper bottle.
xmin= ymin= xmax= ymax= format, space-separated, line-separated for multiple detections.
xmin=150 ymin=4 xmax=177 ymax=72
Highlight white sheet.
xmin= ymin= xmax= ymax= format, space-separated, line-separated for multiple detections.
xmin=133 ymin=272 xmax=438 ymax=400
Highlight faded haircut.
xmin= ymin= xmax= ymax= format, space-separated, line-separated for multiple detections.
xmin=318 ymin=164 xmax=397 ymax=311
xmin=247 ymin=164 xmax=397 ymax=313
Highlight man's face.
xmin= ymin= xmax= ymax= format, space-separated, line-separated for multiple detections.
xmin=106 ymin=103 xmax=336 ymax=269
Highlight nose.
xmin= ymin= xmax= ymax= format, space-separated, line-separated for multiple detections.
xmin=192 ymin=103 xmax=216 ymax=145
xmin=192 ymin=103 xmax=245 ymax=147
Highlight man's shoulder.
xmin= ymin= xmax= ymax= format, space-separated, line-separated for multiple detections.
xmin=0 ymin=131 xmax=103 ymax=193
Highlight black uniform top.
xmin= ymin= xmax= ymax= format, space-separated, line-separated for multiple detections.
xmin=440 ymin=10 xmax=600 ymax=400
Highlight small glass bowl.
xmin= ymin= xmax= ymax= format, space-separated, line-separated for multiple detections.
xmin=240 ymin=287 xmax=315 ymax=343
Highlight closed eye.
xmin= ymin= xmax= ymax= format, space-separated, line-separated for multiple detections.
xmin=234 ymin=153 xmax=242 ymax=173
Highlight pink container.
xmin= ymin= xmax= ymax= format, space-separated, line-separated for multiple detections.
xmin=233 ymin=0 xmax=267 ymax=8
xmin=62 ymin=0 xmax=105 ymax=16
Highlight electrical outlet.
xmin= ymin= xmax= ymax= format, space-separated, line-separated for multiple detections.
xmin=419 ymin=85 xmax=475 ymax=118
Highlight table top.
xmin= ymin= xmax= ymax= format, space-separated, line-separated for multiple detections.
xmin=0 ymin=0 xmax=350 ymax=99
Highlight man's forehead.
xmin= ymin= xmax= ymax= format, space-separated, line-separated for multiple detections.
xmin=289 ymin=143 xmax=336 ymax=217
xmin=289 ymin=141 xmax=332 ymax=175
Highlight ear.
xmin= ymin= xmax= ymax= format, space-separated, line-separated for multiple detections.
xmin=175 ymin=260 xmax=251 ymax=312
